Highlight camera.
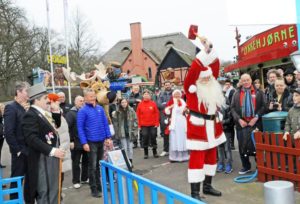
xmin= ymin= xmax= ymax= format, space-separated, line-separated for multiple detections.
xmin=270 ymin=98 xmax=279 ymax=109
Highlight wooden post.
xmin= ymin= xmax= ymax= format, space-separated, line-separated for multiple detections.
xmin=260 ymin=67 xmax=265 ymax=90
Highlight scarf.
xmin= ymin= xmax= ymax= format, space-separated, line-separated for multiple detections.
xmin=241 ymin=87 xmax=255 ymax=120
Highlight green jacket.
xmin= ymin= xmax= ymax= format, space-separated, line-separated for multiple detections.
xmin=284 ymin=105 xmax=300 ymax=137
xmin=112 ymin=106 xmax=138 ymax=141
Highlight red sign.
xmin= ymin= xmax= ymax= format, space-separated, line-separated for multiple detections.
xmin=239 ymin=24 xmax=298 ymax=60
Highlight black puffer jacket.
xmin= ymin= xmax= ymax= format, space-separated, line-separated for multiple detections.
xmin=221 ymin=103 xmax=234 ymax=132
xmin=65 ymin=106 xmax=82 ymax=149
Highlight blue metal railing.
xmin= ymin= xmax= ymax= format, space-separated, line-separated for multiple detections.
xmin=0 ymin=168 xmax=24 ymax=204
xmin=100 ymin=161 xmax=204 ymax=204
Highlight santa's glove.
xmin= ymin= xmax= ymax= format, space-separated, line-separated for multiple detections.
xmin=189 ymin=85 xmax=197 ymax=93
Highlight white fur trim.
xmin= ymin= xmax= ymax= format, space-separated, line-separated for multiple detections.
xmin=186 ymin=133 xmax=226 ymax=150
xmin=217 ymin=111 xmax=223 ymax=122
xmin=188 ymin=85 xmax=197 ymax=93
xmin=204 ymin=164 xmax=217 ymax=176
xmin=199 ymin=68 xmax=212 ymax=78
xmin=165 ymin=108 xmax=171 ymax=115
xmin=196 ymin=49 xmax=218 ymax=67
xmin=189 ymin=115 xmax=205 ymax=126
xmin=188 ymin=169 xmax=205 ymax=183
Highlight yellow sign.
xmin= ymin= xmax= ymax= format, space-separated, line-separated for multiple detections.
xmin=47 ymin=55 xmax=67 ymax=65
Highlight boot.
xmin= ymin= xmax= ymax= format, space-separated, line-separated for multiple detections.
xmin=203 ymin=176 xmax=222 ymax=196
xmin=153 ymin=149 xmax=159 ymax=158
xmin=144 ymin=148 xmax=148 ymax=159
xmin=190 ymin=183 xmax=201 ymax=201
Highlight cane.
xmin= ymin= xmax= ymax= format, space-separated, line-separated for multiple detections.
xmin=58 ymin=158 xmax=62 ymax=204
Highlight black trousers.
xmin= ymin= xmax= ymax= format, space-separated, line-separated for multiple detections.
xmin=88 ymin=142 xmax=104 ymax=192
xmin=141 ymin=126 xmax=157 ymax=149
xmin=160 ymin=121 xmax=169 ymax=152
xmin=10 ymin=153 xmax=28 ymax=200
xmin=236 ymin=129 xmax=251 ymax=170
xmin=71 ymin=149 xmax=89 ymax=184
xmin=0 ymin=138 xmax=4 ymax=164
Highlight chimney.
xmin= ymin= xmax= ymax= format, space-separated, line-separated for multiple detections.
xmin=130 ymin=22 xmax=144 ymax=72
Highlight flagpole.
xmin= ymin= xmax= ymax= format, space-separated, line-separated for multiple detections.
xmin=63 ymin=0 xmax=72 ymax=104
xmin=46 ymin=0 xmax=55 ymax=92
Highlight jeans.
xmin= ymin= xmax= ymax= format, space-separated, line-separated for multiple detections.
xmin=71 ymin=149 xmax=89 ymax=184
xmin=141 ymin=126 xmax=157 ymax=149
xmin=236 ymin=129 xmax=251 ymax=170
xmin=120 ymin=138 xmax=133 ymax=159
xmin=217 ymin=131 xmax=233 ymax=165
xmin=88 ymin=141 xmax=104 ymax=192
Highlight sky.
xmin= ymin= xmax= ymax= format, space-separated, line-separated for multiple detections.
xmin=14 ymin=0 xmax=296 ymax=62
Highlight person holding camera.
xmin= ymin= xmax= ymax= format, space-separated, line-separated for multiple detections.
xmin=267 ymin=78 xmax=292 ymax=112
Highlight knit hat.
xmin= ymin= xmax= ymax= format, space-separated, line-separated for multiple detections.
xmin=48 ymin=93 xmax=59 ymax=102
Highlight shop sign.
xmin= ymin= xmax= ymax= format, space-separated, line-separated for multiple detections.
xmin=240 ymin=24 xmax=298 ymax=60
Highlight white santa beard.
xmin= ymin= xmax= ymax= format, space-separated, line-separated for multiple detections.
xmin=196 ymin=77 xmax=225 ymax=112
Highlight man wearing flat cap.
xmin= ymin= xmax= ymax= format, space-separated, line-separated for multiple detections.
xmin=22 ymin=83 xmax=65 ymax=204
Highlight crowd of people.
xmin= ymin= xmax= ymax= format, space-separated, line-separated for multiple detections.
xmin=0 ymin=66 xmax=300 ymax=203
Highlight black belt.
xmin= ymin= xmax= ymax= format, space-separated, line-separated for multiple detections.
xmin=189 ymin=110 xmax=216 ymax=120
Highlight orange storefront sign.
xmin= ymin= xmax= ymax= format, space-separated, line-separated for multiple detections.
xmin=239 ymin=24 xmax=297 ymax=60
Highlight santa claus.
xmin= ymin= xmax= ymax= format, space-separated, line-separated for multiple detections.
xmin=184 ymin=39 xmax=226 ymax=201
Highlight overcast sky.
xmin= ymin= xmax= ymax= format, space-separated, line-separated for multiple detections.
xmin=14 ymin=0 xmax=296 ymax=61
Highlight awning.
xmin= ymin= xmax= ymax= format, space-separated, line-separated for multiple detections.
xmin=224 ymin=46 xmax=298 ymax=73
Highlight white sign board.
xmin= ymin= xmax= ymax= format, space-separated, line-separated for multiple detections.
xmin=107 ymin=150 xmax=128 ymax=170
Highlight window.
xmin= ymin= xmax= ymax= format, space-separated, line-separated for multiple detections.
xmin=165 ymin=41 xmax=174 ymax=47
xmin=148 ymin=67 xmax=152 ymax=79
xmin=121 ymin=47 xmax=130 ymax=52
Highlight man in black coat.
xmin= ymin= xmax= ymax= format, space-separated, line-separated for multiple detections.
xmin=57 ymin=91 xmax=72 ymax=116
xmin=22 ymin=83 xmax=65 ymax=204
xmin=231 ymin=74 xmax=266 ymax=175
xmin=4 ymin=81 xmax=30 ymax=200
xmin=128 ymin=85 xmax=142 ymax=148
xmin=156 ymin=81 xmax=173 ymax=156
xmin=65 ymin=95 xmax=88 ymax=189
xmin=223 ymin=79 xmax=236 ymax=149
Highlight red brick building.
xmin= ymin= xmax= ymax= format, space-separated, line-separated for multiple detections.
xmin=101 ymin=22 xmax=197 ymax=83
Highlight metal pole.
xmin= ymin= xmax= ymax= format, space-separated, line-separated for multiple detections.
xmin=63 ymin=0 xmax=72 ymax=104
xmin=296 ymin=0 xmax=300 ymax=50
xmin=46 ymin=0 xmax=55 ymax=92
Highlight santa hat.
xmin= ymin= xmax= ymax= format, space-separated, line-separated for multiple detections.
xmin=185 ymin=50 xmax=220 ymax=94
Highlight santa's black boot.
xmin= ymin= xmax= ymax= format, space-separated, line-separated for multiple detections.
xmin=203 ymin=176 xmax=222 ymax=196
xmin=190 ymin=183 xmax=202 ymax=201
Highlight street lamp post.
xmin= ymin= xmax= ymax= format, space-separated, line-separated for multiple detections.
xmin=290 ymin=0 xmax=300 ymax=71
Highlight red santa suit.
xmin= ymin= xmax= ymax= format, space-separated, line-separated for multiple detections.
xmin=184 ymin=49 xmax=226 ymax=183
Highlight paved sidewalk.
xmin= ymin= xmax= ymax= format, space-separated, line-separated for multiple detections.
xmin=1 ymin=137 xmax=300 ymax=203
